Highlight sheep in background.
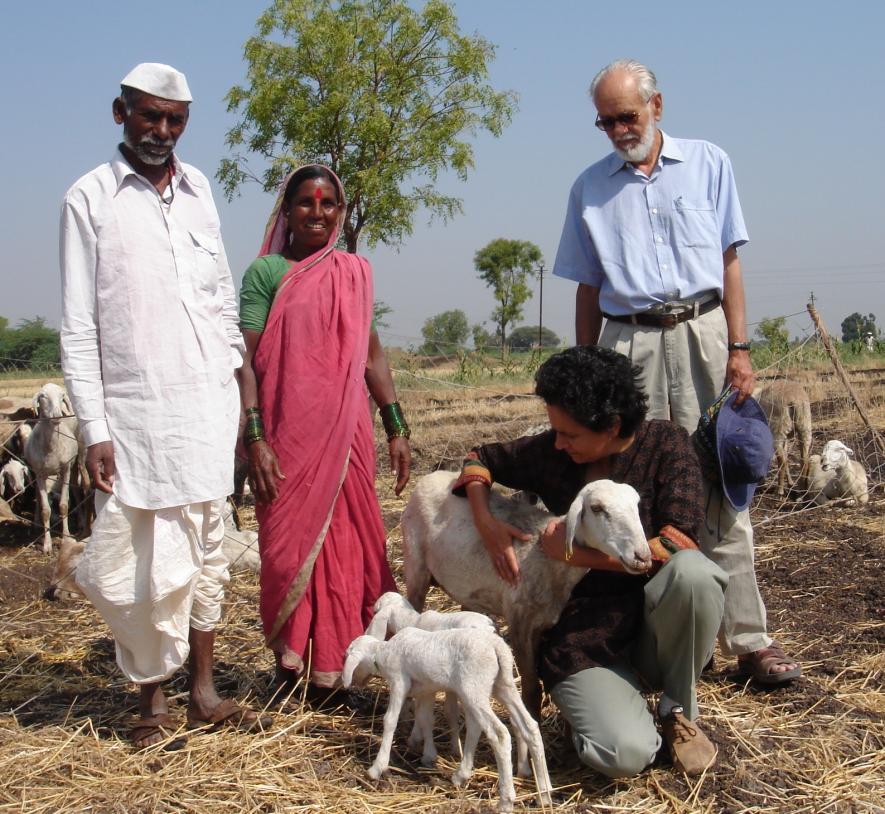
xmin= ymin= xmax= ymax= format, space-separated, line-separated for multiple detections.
xmin=804 ymin=454 xmax=837 ymax=506
xmin=25 ymin=383 xmax=80 ymax=553
xmin=343 ymin=629 xmax=552 ymax=814
xmin=756 ymin=380 xmax=812 ymax=496
xmin=820 ymin=440 xmax=869 ymax=505
xmin=0 ymin=459 xmax=30 ymax=511
xmin=402 ymin=470 xmax=649 ymax=717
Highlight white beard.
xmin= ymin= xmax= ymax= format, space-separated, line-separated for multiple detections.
xmin=124 ymin=132 xmax=175 ymax=166
xmin=613 ymin=117 xmax=657 ymax=164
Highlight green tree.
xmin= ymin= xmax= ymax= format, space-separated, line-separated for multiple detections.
xmin=474 ymin=239 xmax=542 ymax=354
xmin=840 ymin=312 xmax=877 ymax=343
xmin=508 ymin=325 xmax=560 ymax=351
xmin=373 ymin=301 xmax=393 ymax=330
xmin=419 ymin=309 xmax=469 ymax=355
xmin=755 ymin=316 xmax=790 ymax=353
xmin=220 ymin=0 xmax=517 ymax=253
xmin=2 ymin=317 xmax=60 ymax=369
xmin=471 ymin=323 xmax=495 ymax=352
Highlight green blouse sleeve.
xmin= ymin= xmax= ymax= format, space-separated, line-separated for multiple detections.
xmin=239 ymin=255 xmax=288 ymax=332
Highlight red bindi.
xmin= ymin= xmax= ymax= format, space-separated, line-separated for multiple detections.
xmin=314 ymin=187 xmax=323 ymax=200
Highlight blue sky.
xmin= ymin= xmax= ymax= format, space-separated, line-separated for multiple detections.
xmin=3 ymin=0 xmax=884 ymax=348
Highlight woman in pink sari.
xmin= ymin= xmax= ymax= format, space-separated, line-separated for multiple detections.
xmin=237 ymin=165 xmax=411 ymax=705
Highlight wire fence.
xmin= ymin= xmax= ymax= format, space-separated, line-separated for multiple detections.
xmin=2 ymin=304 xmax=883 ymax=564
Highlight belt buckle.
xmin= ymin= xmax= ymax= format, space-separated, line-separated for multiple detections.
xmin=659 ymin=313 xmax=679 ymax=328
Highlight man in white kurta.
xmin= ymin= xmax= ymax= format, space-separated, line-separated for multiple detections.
xmin=60 ymin=63 xmax=268 ymax=748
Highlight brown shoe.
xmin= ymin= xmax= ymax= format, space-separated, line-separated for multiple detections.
xmin=661 ymin=708 xmax=717 ymax=776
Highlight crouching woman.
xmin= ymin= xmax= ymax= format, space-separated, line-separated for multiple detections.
xmin=454 ymin=345 xmax=727 ymax=777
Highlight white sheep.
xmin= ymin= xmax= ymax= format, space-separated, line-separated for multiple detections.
xmin=343 ymin=629 xmax=552 ymax=814
xmin=24 ymin=383 xmax=80 ymax=553
xmin=804 ymin=454 xmax=837 ymax=506
xmin=756 ymin=380 xmax=812 ymax=496
xmin=0 ymin=459 xmax=29 ymax=504
xmin=820 ymin=440 xmax=869 ymax=505
xmin=365 ymin=592 xmax=495 ymax=761
xmin=401 ymin=470 xmax=650 ymax=716
xmin=365 ymin=591 xmax=495 ymax=640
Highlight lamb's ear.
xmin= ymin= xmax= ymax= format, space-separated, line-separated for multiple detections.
xmin=564 ymin=493 xmax=585 ymax=560
xmin=32 ymin=393 xmax=40 ymax=416
xmin=62 ymin=393 xmax=74 ymax=417
xmin=341 ymin=653 xmax=357 ymax=688
xmin=844 ymin=445 xmax=856 ymax=458
xmin=364 ymin=609 xmax=390 ymax=641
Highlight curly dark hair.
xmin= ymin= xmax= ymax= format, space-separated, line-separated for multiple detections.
xmin=282 ymin=165 xmax=341 ymax=208
xmin=534 ymin=345 xmax=648 ymax=436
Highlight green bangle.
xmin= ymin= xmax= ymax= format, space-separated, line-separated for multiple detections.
xmin=380 ymin=401 xmax=410 ymax=441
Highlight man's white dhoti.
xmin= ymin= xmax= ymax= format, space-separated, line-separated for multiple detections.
xmin=76 ymin=492 xmax=230 ymax=683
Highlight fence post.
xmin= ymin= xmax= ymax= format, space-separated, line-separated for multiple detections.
xmin=807 ymin=302 xmax=885 ymax=456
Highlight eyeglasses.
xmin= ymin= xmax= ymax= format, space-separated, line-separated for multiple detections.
xmin=595 ymin=111 xmax=641 ymax=131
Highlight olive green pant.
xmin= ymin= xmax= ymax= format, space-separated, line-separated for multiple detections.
xmin=550 ymin=550 xmax=727 ymax=778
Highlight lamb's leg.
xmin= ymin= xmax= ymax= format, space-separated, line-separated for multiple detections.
xmin=58 ymin=463 xmax=72 ymax=540
xmin=459 ymin=699 xmax=516 ymax=814
xmin=36 ymin=476 xmax=52 ymax=554
xmin=496 ymin=681 xmax=553 ymax=805
xmin=444 ymin=690 xmax=462 ymax=759
xmin=412 ymin=694 xmax=438 ymax=767
xmin=368 ymin=680 xmax=408 ymax=780
xmin=451 ymin=708 xmax=481 ymax=788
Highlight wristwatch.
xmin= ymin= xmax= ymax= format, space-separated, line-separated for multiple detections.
xmin=727 ymin=341 xmax=751 ymax=351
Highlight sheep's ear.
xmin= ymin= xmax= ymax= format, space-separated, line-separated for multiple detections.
xmin=844 ymin=446 xmax=855 ymax=458
xmin=364 ymin=610 xmax=389 ymax=641
xmin=564 ymin=493 xmax=585 ymax=560
xmin=341 ymin=655 xmax=356 ymax=688
xmin=62 ymin=394 xmax=74 ymax=416
xmin=32 ymin=394 xmax=40 ymax=415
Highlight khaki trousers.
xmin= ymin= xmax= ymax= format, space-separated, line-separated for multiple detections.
xmin=601 ymin=307 xmax=772 ymax=655
xmin=551 ymin=550 xmax=727 ymax=778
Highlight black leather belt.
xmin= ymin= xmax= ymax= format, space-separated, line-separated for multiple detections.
xmin=604 ymin=297 xmax=721 ymax=328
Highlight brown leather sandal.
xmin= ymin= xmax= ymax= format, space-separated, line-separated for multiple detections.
xmin=737 ymin=641 xmax=802 ymax=685
xmin=130 ymin=713 xmax=188 ymax=751
xmin=187 ymin=698 xmax=273 ymax=732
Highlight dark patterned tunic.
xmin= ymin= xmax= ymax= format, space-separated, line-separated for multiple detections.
xmin=458 ymin=419 xmax=704 ymax=690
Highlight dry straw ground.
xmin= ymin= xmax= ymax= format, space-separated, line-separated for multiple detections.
xmin=1 ymin=365 xmax=883 ymax=813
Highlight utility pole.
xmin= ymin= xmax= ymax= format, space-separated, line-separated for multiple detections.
xmin=538 ymin=261 xmax=545 ymax=349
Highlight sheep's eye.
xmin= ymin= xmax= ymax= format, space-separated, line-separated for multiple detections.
xmin=590 ymin=503 xmax=604 ymax=514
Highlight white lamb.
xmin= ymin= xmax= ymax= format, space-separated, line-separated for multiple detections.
xmin=365 ymin=592 xmax=495 ymax=760
xmin=0 ymin=459 xmax=29 ymax=504
xmin=820 ymin=440 xmax=869 ymax=505
xmin=402 ymin=470 xmax=649 ymax=716
xmin=343 ymin=629 xmax=552 ymax=814
xmin=804 ymin=454 xmax=837 ymax=506
xmin=24 ymin=383 xmax=80 ymax=553
xmin=365 ymin=591 xmax=495 ymax=640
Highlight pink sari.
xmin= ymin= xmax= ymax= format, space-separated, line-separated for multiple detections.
xmin=253 ymin=167 xmax=395 ymax=686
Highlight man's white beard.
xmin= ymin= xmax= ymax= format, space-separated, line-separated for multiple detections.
xmin=613 ymin=117 xmax=657 ymax=164
xmin=124 ymin=132 xmax=175 ymax=166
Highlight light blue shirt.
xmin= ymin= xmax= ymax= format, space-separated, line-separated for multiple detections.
xmin=552 ymin=132 xmax=749 ymax=316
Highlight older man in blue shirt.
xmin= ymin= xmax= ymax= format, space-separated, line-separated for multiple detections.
xmin=553 ymin=55 xmax=801 ymax=765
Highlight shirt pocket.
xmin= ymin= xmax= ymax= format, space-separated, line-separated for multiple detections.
xmin=672 ymin=197 xmax=718 ymax=249
xmin=189 ymin=230 xmax=220 ymax=294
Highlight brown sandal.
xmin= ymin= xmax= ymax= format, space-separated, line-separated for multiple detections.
xmin=187 ymin=698 xmax=273 ymax=732
xmin=130 ymin=713 xmax=188 ymax=751
xmin=737 ymin=641 xmax=802 ymax=685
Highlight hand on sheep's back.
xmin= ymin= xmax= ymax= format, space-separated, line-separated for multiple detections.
xmin=476 ymin=513 xmax=532 ymax=587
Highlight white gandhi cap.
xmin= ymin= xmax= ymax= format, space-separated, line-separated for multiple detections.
xmin=120 ymin=62 xmax=192 ymax=102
